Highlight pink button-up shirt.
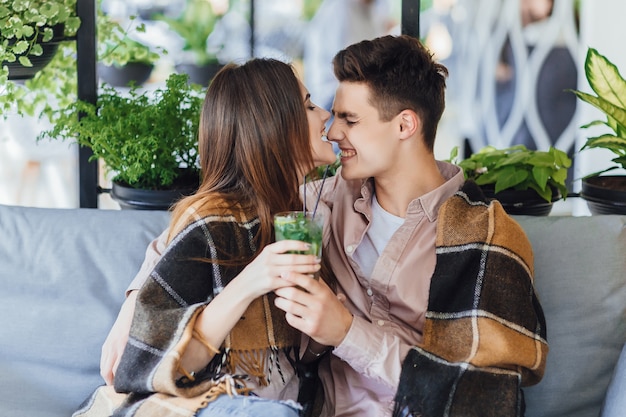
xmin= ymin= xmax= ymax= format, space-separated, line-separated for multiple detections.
xmin=315 ymin=162 xmax=464 ymax=417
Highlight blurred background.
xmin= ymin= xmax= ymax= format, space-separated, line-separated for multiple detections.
xmin=1 ymin=0 xmax=624 ymax=214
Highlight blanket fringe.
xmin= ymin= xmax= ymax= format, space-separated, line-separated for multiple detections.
xmin=228 ymin=349 xmax=269 ymax=386
xmin=199 ymin=375 xmax=253 ymax=408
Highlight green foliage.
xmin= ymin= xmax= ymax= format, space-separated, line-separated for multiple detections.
xmin=570 ymin=48 xmax=626 ymax=174
xmin=0 ymin=0 xmax=80 ymax=68
xmin=40 ymin=73 xmax=204 ymax=190
xmin=0 ymin=0 xmax=79 ymax=116
xmin=98 ymin=19 xmax=162 ymax=66
xmin=302 ymin=0 xmax=323 ymax=20
xmin=155 ymin=0 xmax=224 ymax=66
xmin=309 ymin=154 xmax=340 ymax=180
xmin=455 ymin=145 xmax=572 ymax=203
xmin=0 ymin=1 xmax=164 ymax=120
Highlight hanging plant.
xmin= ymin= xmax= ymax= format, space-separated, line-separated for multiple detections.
xmin=0 ymin=0 xmax=81 ymax=78
xmin=1 ymin=1 xmax=163 ymax=120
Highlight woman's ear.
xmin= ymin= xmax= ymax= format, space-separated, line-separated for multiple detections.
xmin=398 ymin=110 xmax=420 ymax=140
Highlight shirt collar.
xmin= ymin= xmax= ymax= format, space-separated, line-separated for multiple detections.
xmin=357 ymin=161 xmax=464 ymax=222
xmin=410 ymin=161 xmax=464 ymax=222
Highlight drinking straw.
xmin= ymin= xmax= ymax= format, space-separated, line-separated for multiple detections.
xmin=312 ymin=165 xmax=330 ymax=219
xmin=303 ymin=174 xmax=307 ymax=215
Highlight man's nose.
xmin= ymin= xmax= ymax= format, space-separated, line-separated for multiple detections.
xmin=327 ymin=121 xmax=341 ymax=142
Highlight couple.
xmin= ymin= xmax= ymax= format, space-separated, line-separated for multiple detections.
xmin=78 ymin=35 xmax=548 ymax=417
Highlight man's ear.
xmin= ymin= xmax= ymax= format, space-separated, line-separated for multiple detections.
xmin=398 ymin=110 xmax=420 ymax=139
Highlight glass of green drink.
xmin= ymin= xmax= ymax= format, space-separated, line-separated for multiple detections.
xmin=274 ymin=211 xmax=323 ymax=260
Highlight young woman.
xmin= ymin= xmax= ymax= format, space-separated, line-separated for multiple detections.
xmin=75 ymin=58 xmax=337 ymax=417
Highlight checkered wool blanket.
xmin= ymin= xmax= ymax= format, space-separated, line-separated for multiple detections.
xmin=393 ymin=181 xmax=548 ymax=417
xmin=73 ymin=203 xmax=300 ymax=417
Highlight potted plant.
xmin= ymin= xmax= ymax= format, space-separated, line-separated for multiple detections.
xmin=0 ymin=0 xmax=80 ymax=118
xmin=570 ymin=47 xmax=626 ymax=215
xmin=0 ymin=0 xmax=80 ymax=80
xmin=97 ymin=20 xmax=162 ymax=87
xmin=453 ymin=144 xmax=571 ymax=216
xmin=40 ymin=73 xmax=204 ymax=210
xmin=155 ymin=0 xmax=226 ymax=86
xmin=1 ymin=2 xmax=162 ymax=120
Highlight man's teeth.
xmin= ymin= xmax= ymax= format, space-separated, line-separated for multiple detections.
xmin=340 ymin=150 xmax=356 ymax=157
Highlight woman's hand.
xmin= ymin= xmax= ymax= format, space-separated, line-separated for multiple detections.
xmin=100 ymin=290 xmax=137 ymax=385
xmin=233 ymin=240 xmax=321 ymax=302
xmin=181 ymin=240 xmax=321 ymax=374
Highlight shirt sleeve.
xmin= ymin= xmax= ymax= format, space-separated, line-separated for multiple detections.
xmin=333 ymin=315 xmax=411 ymax=391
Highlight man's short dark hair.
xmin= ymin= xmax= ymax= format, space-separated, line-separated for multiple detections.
xmin=333 ymin=35 xmax=449 ymax=152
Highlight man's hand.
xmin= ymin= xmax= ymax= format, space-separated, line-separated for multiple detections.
xmin=274 ymin=273 xmax=353 ymax=347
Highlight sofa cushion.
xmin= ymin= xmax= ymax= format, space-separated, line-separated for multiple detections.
xmin=518 ymin=215 xmax=626 ymax=417
xmin=601 ymin=343 xmax=626 ymax=417
xmin=0 ymin=204 xmax=170 ymax=417
xmin=1 ymin=204 xmax=625 ymax=417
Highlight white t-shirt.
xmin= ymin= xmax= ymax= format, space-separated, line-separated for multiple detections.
xmin=352 ymin=194 xmax=404 ymax=279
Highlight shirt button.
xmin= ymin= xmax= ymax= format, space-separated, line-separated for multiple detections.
xmin=377 ymin=320 xmax=385 ymax=326
xmin=346 ymin=245 xmax=355 ymax=253
xmin=366 ymin=288 xmax=373 ymax=296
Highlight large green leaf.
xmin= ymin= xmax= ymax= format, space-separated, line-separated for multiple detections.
xmin=585 ymin=48 xmax=626 ymax=110
xmin=11 ymin=40 xmax=28 ymax=54
xmin=527 ymin=152 xmax=556 ymax=167
xmin=549 ymin=147 xmax=572 ymax=168
xmin=572 ymin=91 xmax=626 ymax=132
xmin=497 ymin=151 xmax=529 ymax=168
xmin=39 ymin=3 xmax=60 ymax=19
xmin=494 ymin=166 xmax=528 ymax=193
xmin=531 ymin=166 xmax=550 ymax=191
xmin=527 ymin=183 xmax=553 ymax=203
xmin=582 ymin=134 xmax=626 ymax=152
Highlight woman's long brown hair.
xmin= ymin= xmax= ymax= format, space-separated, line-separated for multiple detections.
xmin=169 ymin=59 xmax=314 ymax=259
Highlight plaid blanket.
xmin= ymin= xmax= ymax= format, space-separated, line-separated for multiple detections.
xmin=393 ymin=181 xmax=548 ymax=417
xmin=74 ymin=203 xmax=300 ymax=417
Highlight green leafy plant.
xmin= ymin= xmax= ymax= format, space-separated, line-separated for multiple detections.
xmin=1 ymin=2 xmax=164 ymax=120
xmin=0 ymin=0 xmax=80 ymax=116
xmin=310 ymin=155 xmax=340 ymax=180
xmin=453 ymin=144 xmax=571 ymax=203
xmin=40 ymin=73 xmax=204 ymax=190
xmin=155 ymin=0 xmax=225 ymax=66
xmin=570 ymin=47 xmax=626 ymax=176
xmin=0 ymin=0 xmax=80 ymax=70
xmin=98 ymin=20 xmax=162 ymax=67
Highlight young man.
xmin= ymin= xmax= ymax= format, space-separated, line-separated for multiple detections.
xmin=273 ymin=35 xmax=548 ymax=417
xmin=101 ymin=35 xmax=547 ymax=417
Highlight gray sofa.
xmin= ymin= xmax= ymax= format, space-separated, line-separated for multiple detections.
xmin=0 ymin=204 xmax=624 ymax=417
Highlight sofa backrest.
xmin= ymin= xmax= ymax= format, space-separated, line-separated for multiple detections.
xmin=0 ymin=205 xmax=624 ymax=417
xmin=0 ymin=204 xmax=170 ymax=417
xmin=516 ymin=215 xmax=626 ymax=417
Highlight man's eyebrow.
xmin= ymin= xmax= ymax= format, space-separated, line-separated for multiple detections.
xmin=332 ymin=110 xmax=357 ymax=118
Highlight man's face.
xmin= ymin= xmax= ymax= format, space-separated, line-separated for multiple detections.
xmin=328 ymin=82 xmax=399 ymax=181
